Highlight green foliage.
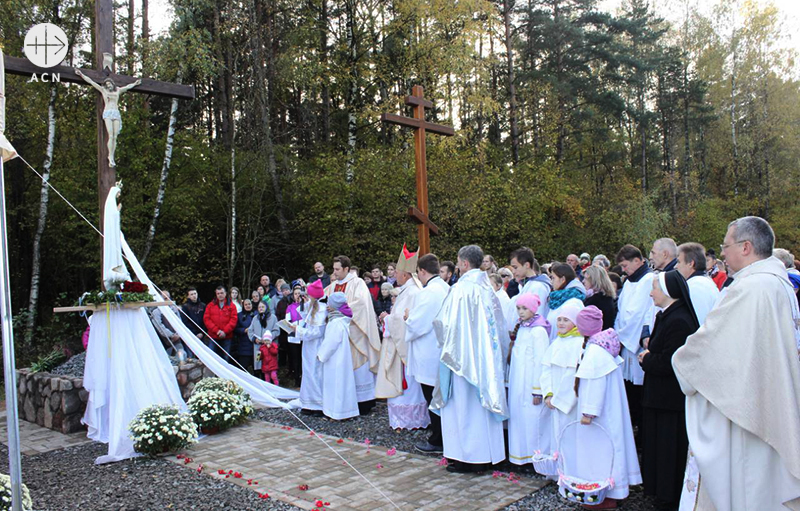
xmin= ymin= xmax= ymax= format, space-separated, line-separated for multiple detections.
xmin=29 ymin=349 xmax=67 ymax=374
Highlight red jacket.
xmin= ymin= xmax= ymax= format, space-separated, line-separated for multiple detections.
xmin=259 ymin=342 xmax=279 ymax=372
xmin=203 ymin=300 xmax=238 ymax=340
xmin=711 ymin=271 xmax=727 ymax=290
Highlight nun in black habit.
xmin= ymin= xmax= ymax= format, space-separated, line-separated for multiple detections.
xmin=637 ymin=270 xmax=700 ymax=511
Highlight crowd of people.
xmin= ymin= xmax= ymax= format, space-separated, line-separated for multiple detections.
xmin=145 ymin=215 xmax=800 ymax=511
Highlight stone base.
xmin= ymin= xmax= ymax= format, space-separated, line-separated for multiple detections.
xmin=17 ymin=360 xmax=213 ymax=434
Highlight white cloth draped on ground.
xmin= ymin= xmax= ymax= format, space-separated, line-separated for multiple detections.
xmin=507 ymin=324 xmax=551 ymax=465
xmin=296 ymin=306 xmax=327 ymax=411
xmin=121 ymin=238 xmax=298 ymax=407
xmin=82 ymin=307 xmax=187 ymax=464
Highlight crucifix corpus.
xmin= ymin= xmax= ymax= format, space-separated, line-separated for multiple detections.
xmin=381 ymin=85 xmax=454 ymax=255
xmin=5 ymin=0 xmax=194 ymax=225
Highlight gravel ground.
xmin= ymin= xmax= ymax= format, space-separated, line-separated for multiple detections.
xmin=2 ymin=442 xmax=300 ymax=510
xmin=51 ymin=352 xmax=180 ymax=377
xmin=255 ymin=402 xmax=660 ymax=511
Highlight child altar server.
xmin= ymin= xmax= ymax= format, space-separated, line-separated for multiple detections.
xmin=570 ymin=306 xmax=642 ymax=508
xmin=540 ymin=303 xmax=584 ymax=474
xmin=295 ymin=279 xmax=327 ymax=415
xmin=317 ymin=292 xmax=359 ymax=420
xmin=507 ymin=293 xmax=553 ymax=467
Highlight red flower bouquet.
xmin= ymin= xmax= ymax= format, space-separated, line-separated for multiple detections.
xmin=122 ymin=280 xmax=149 ymax=293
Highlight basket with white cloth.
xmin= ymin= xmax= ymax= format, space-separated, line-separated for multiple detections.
xmin=556 ymin=420 xmax=615 ymax=506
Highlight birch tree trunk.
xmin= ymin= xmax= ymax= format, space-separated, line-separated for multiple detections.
xmin=26 ymin=85 xmax=57 ymax=341
xmin=141 ymin=93 xmax=179 ymax=264
xmin=345 ymin=0 xmax=357 ymax=181
xmin=228 ymin=115 xmax=236 ymax=287
xmin=502 ymin=0 xmax=519 ymax=165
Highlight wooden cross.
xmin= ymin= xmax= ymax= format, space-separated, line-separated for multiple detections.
xmin=381 ymin=86 xmax=454 ymax=255
xmin=5 ymin=0 xmax=194 ymax=225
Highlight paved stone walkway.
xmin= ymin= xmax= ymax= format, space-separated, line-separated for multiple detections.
xmin=171 ymin=419 xmax=548 ymax=511
xmin=0 ymin=411 xmax=91 ymax=455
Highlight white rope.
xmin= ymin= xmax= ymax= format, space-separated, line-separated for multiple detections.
xmin=17 ymin=152 xmax=403 ymax=510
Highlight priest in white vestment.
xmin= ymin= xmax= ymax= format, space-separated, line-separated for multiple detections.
xmin=325 ymin=255 xmax=381 ymax=415
xmin=431 ymin=245 xmax=509 ymax=473
xmin=676 ymin=242 xmax=720 ymax=325
xmin=375 ymin=245 xmax=429 ymax=430
xmin=405 ymin=253 xmax=450 ymax=452
xmin=673 ymin=217 xmax=800 ymax=511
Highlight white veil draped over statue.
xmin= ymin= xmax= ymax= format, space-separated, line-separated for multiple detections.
xmin=102 ymin=186 xmax=130 ymax=290
xmin=120 ymin=237 xmax=299 ymax=407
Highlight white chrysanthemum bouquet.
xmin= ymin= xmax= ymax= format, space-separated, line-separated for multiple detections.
xmin=187 ymin=390 xmax=244 ymax=433
xmin=193 ymin=378 xmax=253 ymax=424
xmin=128 ymin=404 xmax=198 ymax=456
xmin=0 ymin=473 xmax=33 ymax=510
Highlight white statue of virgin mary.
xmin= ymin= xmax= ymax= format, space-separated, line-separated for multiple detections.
xmin=102 ymin=184 xmax=130 ymax=290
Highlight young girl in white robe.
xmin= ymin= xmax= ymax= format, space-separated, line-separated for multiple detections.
xmin=295 ymin=279 xmax=327 ymax=414
xmin=507 ymin=293 xmax=552 ymax=467
xmin=540 ymin=303 xmax=584 ymax=477
xmin=568 ymin=306 xmax=642 ymax=508
xmin=317 ymin=292 xmax=359 ymax=420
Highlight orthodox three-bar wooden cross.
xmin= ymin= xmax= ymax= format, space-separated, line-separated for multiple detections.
xmin=381 ymin=86 xmax=454 ymax=255
xmin=5 ymin=0 xmax=194 ymax=224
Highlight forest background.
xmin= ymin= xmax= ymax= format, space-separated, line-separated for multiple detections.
xmin=0 ymin=0 xmax=798 ymax=363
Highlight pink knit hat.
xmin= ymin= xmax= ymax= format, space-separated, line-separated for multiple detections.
xmin=576 ymin=305 xmax=603 ymax=337
xmin=556 ymin=304 xmax=583 ymax=325
xmin=587 ymin=328 xmax=621 ymax=358
xmin=516 ymin=293 xmax=541 ymax=315
xmin=307 ymin=279 xmax=324 ymax=299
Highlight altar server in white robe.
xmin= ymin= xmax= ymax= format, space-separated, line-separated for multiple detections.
xmin=507 ymin=293 xmax=552 ymax=467
xmin=541 ymin=303 xmax=584 ymax=476
xmin=405 ymin=253 xmax=450 ymax=453
xmin=431 ymin=245 xmax=509 ymax=473
xmin=506 ymin=247 xmax=552 ymax=327
xmin=375 ymin=245 xmax=429 ymax=430
xmin=673 ymin=216 xmax=800 ymax=511
xmin=295 ymin=279 xmax=327 ymax=414
xmin=317 ymin=292 xmax=359 ymax=420
xmin=570 ymin=314 xmax=642 ymax=505
xmin=614 ymin=244 xmax=655 ymax=445
xmin=675 ymin=242 xmax=720 ymax=326
xmin=325 ymin=255 xmax=381 ymax=415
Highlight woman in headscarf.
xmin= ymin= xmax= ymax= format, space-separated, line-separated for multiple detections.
xmin=638 ymin=270 xmax=700 ymax=511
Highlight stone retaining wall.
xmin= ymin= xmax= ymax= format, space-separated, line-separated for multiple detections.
xmin=17 ymin=360 xmax=213 ymax=434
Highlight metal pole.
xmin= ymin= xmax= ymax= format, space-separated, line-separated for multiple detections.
xmin=0 ymin=155 xmax=22 ymax=510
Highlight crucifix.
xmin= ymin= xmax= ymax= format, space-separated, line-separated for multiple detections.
xmin=381 ymin=85 xmax=454 ymax=255
xmin=6 ymin=0 xmax=194 ymax=226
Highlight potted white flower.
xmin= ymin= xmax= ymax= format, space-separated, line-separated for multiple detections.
xmin=128 ymin=404 xmax=198 ymax=456
xmin=187 ymin=390 xmax=243 ymax=434
xmin=0 ymin=473 xmax=33 ymax=510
